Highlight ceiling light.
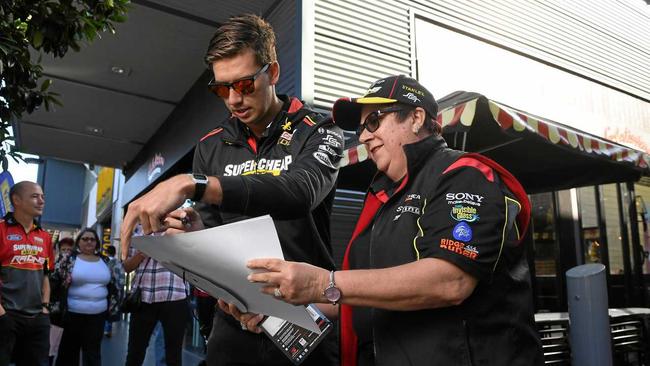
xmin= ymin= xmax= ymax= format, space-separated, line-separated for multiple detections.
xmin=110 ymin=66 xmax=131 ymax=76
xmin=85 ymin=126 xmax=104 ymax=135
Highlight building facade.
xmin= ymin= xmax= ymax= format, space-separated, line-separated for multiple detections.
xmin=79 ymin=0 xmax=649 ymax=323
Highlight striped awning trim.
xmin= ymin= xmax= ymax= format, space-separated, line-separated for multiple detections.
xmin=339 ymin=97 xmax=650 ymax=170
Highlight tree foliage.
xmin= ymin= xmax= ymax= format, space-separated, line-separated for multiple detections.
xmin=0 ymin=0 xmax=130 ymax=170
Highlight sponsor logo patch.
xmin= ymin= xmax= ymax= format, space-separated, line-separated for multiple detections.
xmin=313 ymin=151 xmax=335 ymax=168
xmin=450 ymin=205 xmax=479 ymax=222
xmin=396 ymin=205 xmax=420 ymax=215
xmin=33 ymin=237 xmax=44 ymax=244
xmin=452 ymin=222 xmax=473 ymax=242
xmin=405 ymin=193 xmax=420 ymax=202
xmin=7 ymin=234 xmax=22 ymax=241
xmin=278 ymin=131 xmax=293 ymax=146
xmin=325 ymin=129 xmax=344 ymax=140
xmin=402 ymin=85 xmax=425 ymax=96
xmin=366 ymin=86 xmax=381 ymax=95
xmin=446 ymin=192 xmax=484 ymax=207
xmin=322 ymin=135 xmax=342 ymax=149
xmin=318 ymin=144 xmax=338 ymax=156
xmin=224 ymin=156 xmax=292 ymax=176
xmin=440 ymin=238 xmax=479 ymax=260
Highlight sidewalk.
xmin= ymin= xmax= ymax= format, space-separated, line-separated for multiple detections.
xmin=101 ymin=319 xmax=204 ymax=366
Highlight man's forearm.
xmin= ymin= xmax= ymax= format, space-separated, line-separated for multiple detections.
xmin=123 ymin=253 xmax=145 ymax=272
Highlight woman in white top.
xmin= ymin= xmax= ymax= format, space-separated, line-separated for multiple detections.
xmin=51 ymin=228 xmax=123 ymax=366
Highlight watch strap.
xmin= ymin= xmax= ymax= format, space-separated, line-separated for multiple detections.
xmin=189 ymin=173 xmax=208 ymax=202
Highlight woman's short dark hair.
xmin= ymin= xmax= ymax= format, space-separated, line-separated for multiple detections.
xmin=56 ymin=237 xmax=74 ymax=250
xmin=75 ymin=228 xmax=101 ymax=252
xmin=205 ymin=14 xmax=277 ymax=67
xmin=395 ymin=104 xmax=441 ymax=135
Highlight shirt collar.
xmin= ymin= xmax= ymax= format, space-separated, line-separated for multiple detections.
xmin=3 ymin=212 xmax=42 ymax=231
xmin=369 ymin=134 xmax=449 ymax=196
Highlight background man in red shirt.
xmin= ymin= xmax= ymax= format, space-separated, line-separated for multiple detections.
xmin=0 ymin=181 xmax=53 ymax=366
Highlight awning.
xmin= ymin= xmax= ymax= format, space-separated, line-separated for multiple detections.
xmin=339 ymin=91 xmax=650 ymax=193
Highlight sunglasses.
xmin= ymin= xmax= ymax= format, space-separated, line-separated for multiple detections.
xmin=208 ymin=63 xmax=270 ymax=98
xmin=356 ymin=107 xmax=402 ymax=136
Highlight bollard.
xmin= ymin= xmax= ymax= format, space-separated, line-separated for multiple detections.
xmin=566 ymin=263 xmax=612 ymax=366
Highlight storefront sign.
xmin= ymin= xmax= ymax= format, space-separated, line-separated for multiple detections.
xmin=101 ymin=227 xmax=112 ymax=256
xmin=96 ymin=167 xmax=114 ymax=219
xmin=0 ymin=171 xmax=15 ymax=216
xmin=147 ymin=153 xmax=165 ymax=182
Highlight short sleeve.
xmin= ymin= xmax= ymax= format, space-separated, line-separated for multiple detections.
xmin=414 ymin=166 xmax=509 ymax=281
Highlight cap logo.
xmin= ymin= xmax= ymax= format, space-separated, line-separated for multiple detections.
xmin=402 ymin=85 xmax=425 ymax=96
xmin=365 ymin=86 xmax=382 ymax=96
xmin=403 ymin=92 xmax=421 ymax=103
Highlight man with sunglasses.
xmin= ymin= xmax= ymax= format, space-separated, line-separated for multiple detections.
xmin=0 ymin=181 xmax=53 ymax=366
xmin=120 ymin=14 xmax=341 ymax=366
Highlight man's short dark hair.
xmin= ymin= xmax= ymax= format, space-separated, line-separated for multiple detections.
xmin=204 ymin=14 xmax=277 ymax=67
xmin=9 ymin=181 xmax=38 ymax=207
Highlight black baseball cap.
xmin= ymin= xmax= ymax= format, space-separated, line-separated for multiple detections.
xmin=332 ymin=75 xmax=438 ymax=131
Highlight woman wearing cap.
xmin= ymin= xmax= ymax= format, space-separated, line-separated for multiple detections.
xmin=247 ymin=75 xmax=543 ymax=366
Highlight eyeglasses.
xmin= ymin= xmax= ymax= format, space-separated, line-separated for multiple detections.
xmin=80 ymin=237 xmax=97 ymax=242
xmin=357 ymin=107 xmax=402 ymax=136
xmin=208 ymin=63 xmax=270 ymax=98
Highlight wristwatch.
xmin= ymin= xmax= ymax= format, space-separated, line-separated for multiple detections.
xmin=188 ymin=173 xmax=208 ymax=202
xmin=323 ymin=270 xmax=342 ymax=305
xmin=41 ymin=302 xmax=51 ymax=312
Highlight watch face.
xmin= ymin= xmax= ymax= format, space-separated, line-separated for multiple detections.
xmin=324 ymin=286 xmax=341 ymax=302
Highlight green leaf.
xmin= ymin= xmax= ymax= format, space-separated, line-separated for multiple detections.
xmin=106 ymin=0 xmax=114 ymax=8
xmin=32 ymin=30 xmax=43 ymax=48
xmin=40 ymin=78 xmax=52 ymax=92
xmin=50 ymin=95 xmax=63 ymax=107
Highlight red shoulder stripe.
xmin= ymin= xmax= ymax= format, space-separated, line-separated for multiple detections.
xmin=200 ymin=127 xmax=223 ymax=142
xmin=443 ymin=157 xmax=495 ymax=182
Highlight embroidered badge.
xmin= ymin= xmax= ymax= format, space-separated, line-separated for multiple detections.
xmin=313 ymin=151 xmax=335 ymax=169
xmin=445 ymin=192 xmax=485 ymax=206
xmin=278 ymin=131 xmax=293 ymax=146
xmin=281 ymin=120 xmax=293 ymax=131
xmin=7 ymin=234 xmax=22 ymax=241
xmin=450 ymin=205 xmax=479 ymax=222
xmin=440 ymin=238 xmax=479 ymax=260
xmin=453 ymin=222 xmax=473 ymax=242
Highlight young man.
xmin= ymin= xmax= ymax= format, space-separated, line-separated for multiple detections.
xmin=120 ymin=14 xmax=342 ymax=366
xmin=0 ymin=181 xmax=53 ymax=366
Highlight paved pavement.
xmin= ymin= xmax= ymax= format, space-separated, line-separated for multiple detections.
xmin=100 ymin=319 xmax=204 ymax=366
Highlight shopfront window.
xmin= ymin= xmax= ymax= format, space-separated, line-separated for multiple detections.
xmin=602 ymin=184 xmax=625 ymax=275
xmin=634 ymin=183 xmax=650 ymax=275
xmin=579 ymin=187 xmax=601 ymax=264
xmin=531 ymin=192 xmax=558 ymax=276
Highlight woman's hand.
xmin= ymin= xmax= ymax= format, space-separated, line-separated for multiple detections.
xmin=246 ymin=259 xmax=329 ymax=305
xmin=217 ymin=299 xmax=264 ymax=334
